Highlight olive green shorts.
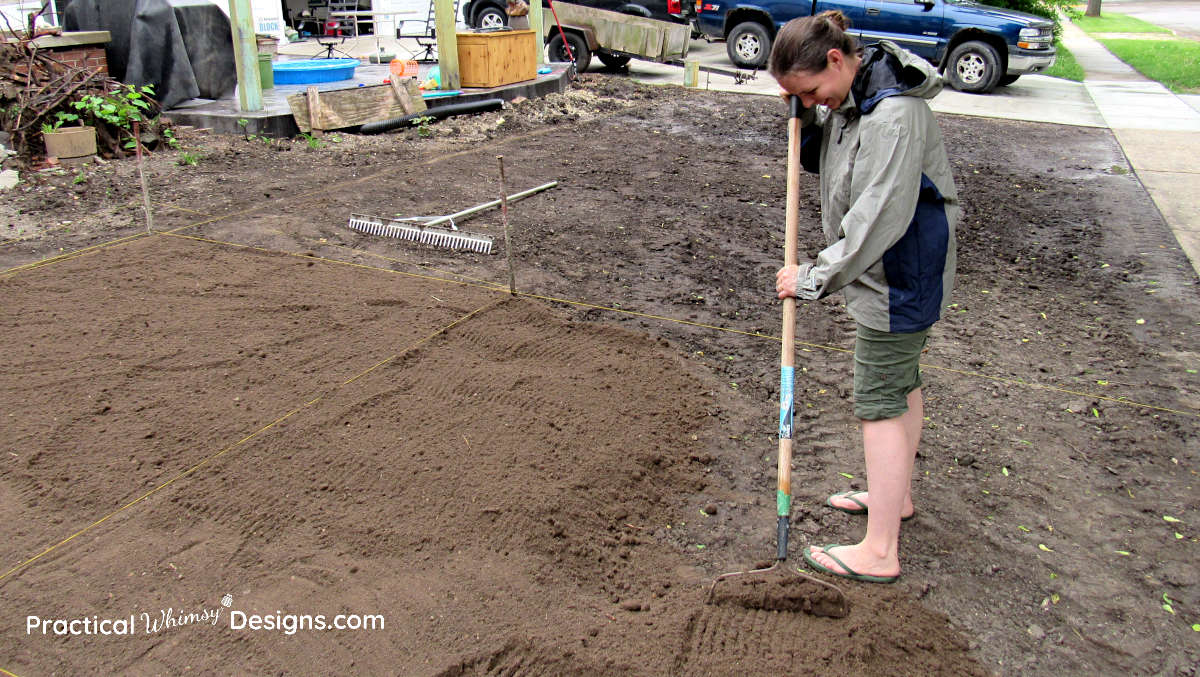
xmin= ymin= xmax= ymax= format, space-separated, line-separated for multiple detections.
xmin=853 ymin=324 xmax=928 ymax=421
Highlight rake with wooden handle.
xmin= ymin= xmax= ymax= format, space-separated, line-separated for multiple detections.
xmin=347 ymin=181 xmax=558 ymax=254
xmin=706 ymin=95 xmax=849 ymax=618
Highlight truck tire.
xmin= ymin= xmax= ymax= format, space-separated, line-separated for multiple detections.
xmin=597 ymin=51 xmax=632 ymax=69
xmin=474 ymin=5 xmax=508 ymax=29
xmin=548 ymin=32 xmax=592 ymax=73
xmin=997 ymin=74 xmax=1020 ymax=87
xmin=946 ymin=40 xmax=1002 ymax=93
xmin=726 ymin=21 xmax=770 ymax=69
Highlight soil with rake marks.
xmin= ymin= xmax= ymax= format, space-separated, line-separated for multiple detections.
xmin=1 ymin=76 xmax=1198 ymax=676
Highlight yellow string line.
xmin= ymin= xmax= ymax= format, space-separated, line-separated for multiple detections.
xmin=0 ymin=105 xmax=632 ymax=277
xmin=0 ymin=232 xmax=151 ymax=278
xmin=161 ymin=231 xmax=515 ymax=292
xmin=164 ymin=109 xmax=631 ymax=238
xmin=270 ymin=228 xmax=509 ymax=290
xmin=0 ymin=300 xmax=496 ymax=585
xmin=0 ymin=199 xmax=207 ymax=252
xmin=167 ymin=231 xmax=1199 ymax=420
xmin=0 ymin=667 xmax=23 ymax=677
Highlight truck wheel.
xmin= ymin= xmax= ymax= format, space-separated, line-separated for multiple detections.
xmin=726 ymin=21 xmax=770 ymax=69
xmin=598 ymin=51 xmax=632 ymax=69
xmin=946 ymin=40 xmax=1002 ymax=93
xmin=997 ymin=74 xmax=1020 ymax=87
xmin=474 ymin=5 xmax=507 ymax=29
xmin=548 ymin=32 xmax=592 ymax=73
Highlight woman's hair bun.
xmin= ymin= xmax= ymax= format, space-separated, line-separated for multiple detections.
xmin=816 ymin=9 xmax=848 ymax=31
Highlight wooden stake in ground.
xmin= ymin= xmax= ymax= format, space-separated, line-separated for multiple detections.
xmin=497 ymin=155 xmax=516 ymax=295
xmin=133 ymin=120 xmax=154 ymax=233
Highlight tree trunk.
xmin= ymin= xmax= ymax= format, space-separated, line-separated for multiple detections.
xmin=1085 ymin=0 xmax=1101 ymax=17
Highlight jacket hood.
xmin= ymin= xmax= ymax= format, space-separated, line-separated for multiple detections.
xmin=848 ymin=41 xmax=943 ymax=115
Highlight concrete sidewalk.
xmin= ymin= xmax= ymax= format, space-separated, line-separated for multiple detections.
xmin=628 ymin=27 xmax=1200 ymax=277
xmin=1061 ymin=19 xmax=1200 ymax=276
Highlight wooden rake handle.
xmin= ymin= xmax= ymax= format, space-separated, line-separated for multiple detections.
xmin=776 ymin=95 xmax=803 ymax=561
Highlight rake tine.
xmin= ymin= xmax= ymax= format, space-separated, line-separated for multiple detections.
xmin=347 ymin=213 xmax=494 ymax=254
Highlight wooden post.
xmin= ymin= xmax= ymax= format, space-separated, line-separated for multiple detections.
xmin=528 ymin=0 xmax=545 ymax=64
xmin=306 ymin=86 xmax=324 ymax=136
xmin=133 ymin=120 xmax=154 ymax=233
xmin=498 ymin=155 xmax=515 ymax=295
xmin=433 ymin=0 xmax=460 ymax=90
xmin=228 ymin=0 xmax=263 ymax=112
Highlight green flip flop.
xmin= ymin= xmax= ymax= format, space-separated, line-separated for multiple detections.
xmin=802 ymin=545 xmax=900 ymax=584
xmin=825 ymin=490 xmax=916 ymax=522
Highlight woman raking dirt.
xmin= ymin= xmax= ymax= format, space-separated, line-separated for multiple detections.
xmin=771 ymin=11 xmax=959 ymax=584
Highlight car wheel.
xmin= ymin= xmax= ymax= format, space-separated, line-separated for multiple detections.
xmin=475 ymin=5 xmax=507 ymax=29
xmin=547 ymin=32 xmax=592 ymax=73
xmin=726 ymin=21 xmax=770 ymax=69
xmin=997 ymin=73 xmax=1020 ymax=87
xmin=946 ymin=40 xmax=1002 ymax=93
xmin=597 ymin=51 xmax=631 ymax=69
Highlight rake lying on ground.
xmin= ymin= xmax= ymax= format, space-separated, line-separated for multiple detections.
xmin=347 ymin=181 xmax=558 ymax=254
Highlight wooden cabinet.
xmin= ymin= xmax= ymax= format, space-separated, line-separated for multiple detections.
xmin=456 ymin=30 xmax=538 ymax=88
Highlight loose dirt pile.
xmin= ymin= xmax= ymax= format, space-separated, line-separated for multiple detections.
xmin=2 ymin=75 xmax=1197 ymax=675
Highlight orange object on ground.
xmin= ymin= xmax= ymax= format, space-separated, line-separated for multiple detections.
xmin=390 ymin=59 xmax=419 ymax=78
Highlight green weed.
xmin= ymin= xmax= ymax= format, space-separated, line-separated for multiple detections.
xmin=299 ymin=132 xmax=325 ymax=150
xmin=411 ymin=115 xmax=436 ymax=138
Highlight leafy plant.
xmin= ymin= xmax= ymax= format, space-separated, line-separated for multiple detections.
xmin=237 ymin=117 xmax=250 ymax=141
xmin=976 ymin=0 xmax=1075 ymax=34
xmin=73 ymin=84 xmax=153 ymax=131
xmin=161 ymin=127 xmax=180 ymax=150
xmin=411 ymin=115 xmax=436 ymax=138
xmin=177 ymin=151 xmax=201 ymax=166
xmin=298 ymin=132 xmax=325 ymax=150
xmin=40 ymin=111 xmax=82 ymax=135
xmin=72 ymin=171 xmax=87 ymax=185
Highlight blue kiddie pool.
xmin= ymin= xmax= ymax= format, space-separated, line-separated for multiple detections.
xmin=273 ymin=59 xmax=358 ymax=85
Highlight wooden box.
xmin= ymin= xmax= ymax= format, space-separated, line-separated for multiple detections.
xmin=456 ymin=30 xmax=538 ymax=88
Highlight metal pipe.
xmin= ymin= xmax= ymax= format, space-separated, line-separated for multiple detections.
xmin=358 ymin=98 xmax=504 ymax=134
xmin=424 ymin=181 xmax=558 ymax=227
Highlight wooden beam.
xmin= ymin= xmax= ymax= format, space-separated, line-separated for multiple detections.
xmin=387 ymin=78 xmax=426 ymax=115
xmin=288 ymin=81 xmax=428 ymax=133
xmin=433 ymin=0 xmax=460 ymax=90
xmin=228 ymin=0 xmax=262 ymax=112
xmin=528 ymin=0 xmax=545 ymax=64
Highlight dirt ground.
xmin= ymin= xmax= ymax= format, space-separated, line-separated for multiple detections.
xmin=1 ymin=75 xmax=1198 ymax=675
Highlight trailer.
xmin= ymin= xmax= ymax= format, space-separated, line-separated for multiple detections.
xmin=540 ymin=2 xmax=690 ymax=73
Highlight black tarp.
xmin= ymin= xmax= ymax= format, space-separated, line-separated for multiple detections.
xmin=64 ymin=0 xmax=237 ymax=109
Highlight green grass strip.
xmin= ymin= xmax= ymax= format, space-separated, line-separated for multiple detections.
xmin=1045 ymin=40 xmax=1085 ymax=82
xmin=1074 ymin=12 xmax=1172 ymax=34
xmin=1097 ymin=38 xmax=1200 ymax=93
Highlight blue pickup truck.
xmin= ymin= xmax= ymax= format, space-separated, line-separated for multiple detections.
xmin=694 ymin=0 xmax=1055 ymax=93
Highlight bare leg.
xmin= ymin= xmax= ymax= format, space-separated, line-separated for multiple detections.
xmin=809 ymin=388 xmax=923 ymax=577
xmin=826 ymin=388 xmax=922 ymax=518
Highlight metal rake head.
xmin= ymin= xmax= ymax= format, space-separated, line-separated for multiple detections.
xmin=348 ymin=214 xmax=494 ymax=254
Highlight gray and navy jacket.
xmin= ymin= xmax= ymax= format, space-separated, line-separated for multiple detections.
xmin=793 ymin=40 xmax=958 ymax=334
